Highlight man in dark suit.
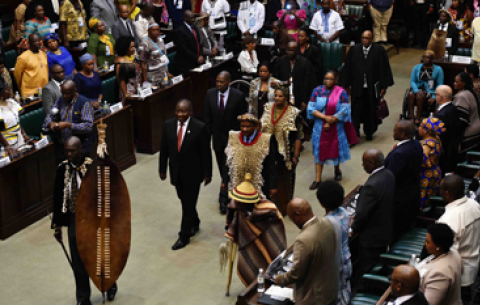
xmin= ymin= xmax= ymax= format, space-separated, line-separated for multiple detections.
xmin=172 ymin=10 xmax=204 ymax=76
xmin=435 ymin=85 xmax=461 ymax=175
xmin=112 ymin=5 xmax=140 ymax=46
xmin=159 ymin=99 xmax=212 ymax=250
xmin=380 ymin=265 xmax=429 ymax=305
xmin=350 ymin=149 xmax=395 ymax=289
xmin=385 ymin=120 xmax=423 ymax=241
xmin=43 ymin=64 xmax=64 ymax=116
xmin=90 ymin=0 xmax=117 ymax=31
xmin=204 ymin=71 xmax=246 ymax=214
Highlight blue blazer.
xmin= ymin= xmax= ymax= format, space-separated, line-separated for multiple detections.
xmin=410 ymin=63 xmax=444 ymax=99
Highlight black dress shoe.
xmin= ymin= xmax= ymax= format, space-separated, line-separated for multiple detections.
xmin=77 ymin=301 xmax=92 ymax=305
xmin=219 ymin=203 xmax=227 ymax=215
xmin=190 ymin=226 xmax=199 ymax=236
xmin=107 ymin=282 xmax=117 ymax=301
xmin=309 ymin=181 xmax=321 ymax=190
xmin=366 ymin=135 xmax=373 ymax=141
xmin=334 ymin=171 xmax=343 ymax=181
xmin=172 ymin=238 xmax=189 ymax=250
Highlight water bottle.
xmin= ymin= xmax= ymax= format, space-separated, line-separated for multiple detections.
xmin=104 ymin=61 xmax=108 ymax=71
xmin=15 ymin=91 xmax=21 ymax=104
xmin=257 ymin=268 xmax=265 ymax=293
xmin=460 ymin=32 xmax=465 ymax=43
xmin=162 ymin=71 xmax=169 ymax=86
xmin=444 ymin=50 xmax=449 ymax=62
xmin=168 ymin=18 xmax=173 ymax=30
xmin=38 ymin=87 xmax=42 ymax=97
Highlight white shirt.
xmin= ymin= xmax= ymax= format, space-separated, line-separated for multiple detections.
xmin=237 ymin=0 xmax=265 ymax=34
xmin=387 ymin=293 xmax=415 ymax=305
xmin=303 ymin=216 xmax=317 ymax=228
xmin=396 ymin=139 xmax=411 ymax=147
xmin=52 ymin=79 xmax=63 ymax=91
xmin=237 ymin=50 xmax=259 ymax=73
xmin=134 ymin=14 xmax=155 ymax=40
xmin=370 ymin=166 xmax=384 ymax=176
xmin=309 ymin=10 xmax=344 ymax=43
xmin=177 ymin=117 xmax=191 ymax=146
xmin=201 ymin=0 xmax=230 ymax=33
xmin=218 ymin=87 xmax=230 ymax=108
xmin=437 ymin=101 xmax=452 ymax=112
xmin=68 ymin=164 xmax=82 ymax=199
xmin=438 ymin=196 xmax=480 ymax=286
xmin=439 ymin=22 xmax=448 ymax=32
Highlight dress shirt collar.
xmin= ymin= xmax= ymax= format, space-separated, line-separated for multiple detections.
xmin=438 ymin=101 xmax=452 ymax=111
xmin=178 ymin=117 xmax=190 ymax=128
xmin=52 ymin=79 xmax=63 ymax=90
xmin=363 ymin=44 xmax=372 ymax=52
xmin=370 ymin=166 xmax=384 ymax=176
xmin=439 ymin=22 xmax=448 ymax=31
xmin=184 ymin=22 xmax=192 ymax=31
xmin=303 ymin=216 xmax=317 ymax=228
xmin=218 ymin=87 xmax=230 ymax=100
xmin=396 ymin=139 xmax=411 ymax=147
xmin=394 ymin=293 xmax=416 ymax=305
xmin=243 ymin=129 xmax=258 ymax=143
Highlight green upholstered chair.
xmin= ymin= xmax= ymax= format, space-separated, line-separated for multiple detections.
xmin=101 ymin=76 xmax=116 ymax=105
xmin=225 ymin=21 xmax=237 ymax=41
xmin=351 ymin=293 xmax=381 ymax=305
xmin=309 ymin=34 xmax=318 ymax=46
xmin=318 ymin=42 xmax=344 ymax=82
xmin=19 ymin=108 xmax=46 ymax=140
xmin=345 ymin=4 xmax=364 ymax=19
xmin=168 ymin=51 xmax=176 ymax=73
xmin=2 ymin=26 xmax=10 ymax=43
xmin=5 ymin=49 xmax=17 ymax=70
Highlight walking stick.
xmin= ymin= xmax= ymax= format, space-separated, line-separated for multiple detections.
xmin=225 ymin=240 xmax=238 ymax=296
xmin=49 ymin=213 xmax=73 ymax=269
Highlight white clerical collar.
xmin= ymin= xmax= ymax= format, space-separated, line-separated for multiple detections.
xmin=438 ymin=101 xmax=452 ymax=111
xmin=396 ymin=139 xmax=411 ymax=147
xmin=303 ymin=216 xmax=316 ymax=228
xmin=363 ymin=44 xmax=372 ymax=52
xmin=370 ymin=166 xmax=384 ymax=176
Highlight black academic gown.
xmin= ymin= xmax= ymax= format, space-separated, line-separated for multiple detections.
xmin=435 ymin=102 xmax=462 ymax=175
xmin=338 ymin=43 xmax=394 ymax=137
xmin=273 ymin=55 xmax=317 ymax=110
xmin=299 ymin=44 xmax=323 ymax=86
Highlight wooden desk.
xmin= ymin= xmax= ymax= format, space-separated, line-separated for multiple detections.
xmin=433 ymin=58 xmax=468 ymax=87
xmin=126 ymin=77 xmax=193 ymax=154
xmin=0 ymin=143 xmax=56 ymax=239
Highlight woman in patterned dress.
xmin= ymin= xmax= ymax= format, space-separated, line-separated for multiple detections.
xmin=19 ymin=4 xmax=51 ymax=52
xmin=419 ymin=117 xmax=445 ymax=210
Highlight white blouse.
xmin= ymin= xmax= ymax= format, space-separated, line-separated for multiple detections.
xmin=238 ymin=50 xmax=259 ymax=73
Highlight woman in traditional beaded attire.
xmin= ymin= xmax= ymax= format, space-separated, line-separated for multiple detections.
xmin=261 ymin=84 xmax=302 ymax=215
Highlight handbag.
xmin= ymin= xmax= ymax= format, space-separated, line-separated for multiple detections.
xmin=376 ymin=97 xmax=389 ymax=120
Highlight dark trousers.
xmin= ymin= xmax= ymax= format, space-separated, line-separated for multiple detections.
xmin=413 ymin=4 xmax=429 ymax=47
xmin=353 ymin=89 xmax=377 ymax=137
xmin=351 ymin=244 xmax=387 ymax=292
xmin=175 ymin=178 xmax=201 ymax=241
xmin=214 ymin=146 xmax=229 ymax=206
xmin=68 ymin=213 xmax=91 ymax=303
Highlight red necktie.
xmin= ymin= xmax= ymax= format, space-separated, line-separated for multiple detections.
xmin=177 ymin=122 xmax=184 ymax=152
xmin=392 ymin=144 xmax=398 ymax=150
xmin=191 ymin=27 xmax=200 ymax=57
xmin=219 ymin=94 xmax=225 ymax=115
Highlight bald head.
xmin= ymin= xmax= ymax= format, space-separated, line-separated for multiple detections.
xmin=287 ymin=197 xmax=314 ymax=229
xmin=65 ymin=136 xmax=82 ymax=163
xmin=184 ymin=10 xmax=195 ymax=25
xmin=441 ymin=174 xmax=465 ymax=201
xmin=435 ymin=85 xmax=453 ymax=104
xmin=61 ymin=80 xmax=77 ymax=103
xmin=361 ymin=30 xmax=373 ymax=48
xmin=391 ymin=265 xmax=420 ymax=297
xmin=362 ymin=149 xmax=384 ymax=173
xmin=119 ymin=4 xmax=129 ymax=19
xmin=65 ymin=136 xmax=81 ymax=149
xmin=394 ymin=120 xmax=415 ymax=141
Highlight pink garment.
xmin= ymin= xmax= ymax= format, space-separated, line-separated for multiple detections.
xmin=319 ymin=85 xmax=342 ymax=162
xmin=276 ymin=9 xmax=306 ymax=41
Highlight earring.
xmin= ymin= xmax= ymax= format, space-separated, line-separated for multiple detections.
xmin=436 ymin=247 xmax=440 ymax=251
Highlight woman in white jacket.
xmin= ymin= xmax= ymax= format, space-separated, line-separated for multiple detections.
xmin=238 ymin=37 xmax=259 ymax=78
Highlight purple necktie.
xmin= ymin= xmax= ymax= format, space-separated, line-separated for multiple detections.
xmin=219 ymin=94 xmax=225 ymax=115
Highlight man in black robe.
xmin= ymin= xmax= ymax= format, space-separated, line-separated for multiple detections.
xmin=273 ymin=41 xmax=317 ymax=112
xmin=339 ymin=30 xmax=394 ymax=141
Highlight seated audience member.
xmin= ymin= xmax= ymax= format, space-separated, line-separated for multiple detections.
xmin=238 ymin=37 xmax=259 ymax=75
xmin=197 ymin=12 xmax=219 ymax=57
xmin=43 ymin=64 xmax=65 ymax=115
xmin=418 ymin=117 xmax=445 ymax=209
xmin=20 ymin=4 xmax=52 ymax=52
xmin=112 ymin=5 xmax=140 ymax=46
xmin=172 ymin=10 xmax=204 ymax=76
xmin=200 ymin=0 xmax=229 ymax=51
xmin=43 ymin=80 xmax=94 ymax=160
xmin=0 ymin=78 xmax=30 ymax=153
xmin=118 ymin=63 xmax=140 ymax=104
xmin=310 ymin=0 xmax=344 ymax=43
xmin=138 ymin=22 xmax=173 ymax=86
xmin=437 ymin=174 xmax=480 ymax=298
xmin=237 ymin=0 xmax=265 ymax=38
xmin=276 ymin=0 xmax=306 ymax=41
xmin=14 ymin=34 xmax=49 ymax=98
xmin=435 ymin=9 xmax=459 ymax=56
xmin=408 ymin=51 xmax=444 ymax=125
xmin=379 ymin=265 xmax=429 ymax=305
xmin=87 ymin=17 xmax=116 ymax=69
xmin=90 ymin=0 xmax=118 ymax=32
xmin=274 ymin=197 xmax=338 ymax=305
xmin=0 ymin=59 xmax=13 ymax=99
xmin=351 ymin=149 xmax=394 ymax=288
xmin=385 ymin=120 xmax=423 ymax=241
xmin=317 ymin=181 xmax=351 ymax=305
xmin=435 ymin=85 xmax=461 ymax=175
xmin=249 ymin=62 xmax=279 ymax=118
xmin=417 ymin=223 xmax=462 ymax=305
xmin=464 ymin=64 xmax=480 ymax=95
xmin=59 ymin=0 xmax=88 ymax=49
xmin=45 ymin=33 xmax=76 ymax=80
xmin=115 ymin=0 xmax=140 ymax=20
xmin=74 ymin=54 xmax=103 ymax=111
xmin=271 ymin=20 xmax=295 ymax=57
xmin=134 ymin=1 xmax=155 ymax=40
xmin=298 ymin=28 xmax=323 ymax=84
xmin=453 ymin=72 xmax=480 ymax=153
xmin=8 ymin=0 xmax=30 ymax=45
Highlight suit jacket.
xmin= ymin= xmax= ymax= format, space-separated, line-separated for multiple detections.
xmin=435 ymin=103 xmax=461 ymax=174
xmin=90 ymin=0 xmax=117 ymax=30
xmin=26 ymin=0 xmax=59 ymax=23
xmin=276 ymin=217 xmax=338 ymax=305
xmin=420 ymin=249 xmax=462 ymax=305
xmin=173 ymin=23 xmax=204 ymax=75
xmin=112 ymin=18 xmax=140 ymax=47
xmin=384 ymin=140 xmax=423 ymax=225
xmin=203 ymin=87 xmax=246 ymax=152
xmin=383 ymin=292 xmax=429 ymax=305
xmin=351 ymin=168 xmax=395 ymax=248
xmin=43 ymin=80 xmax=62 ymax=116
xmin=198 ymin=26 xmax=218 ymax=57
xmin=159 ymin=117 xmax=212 ymax=186
xmin=166 ymin=0 xmax=191 ymax=29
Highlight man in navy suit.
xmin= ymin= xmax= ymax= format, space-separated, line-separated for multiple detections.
xmin=159 ymin=99 xmax=212 ymax=250
xmin=385 ymin=120 xmax=423 ymax=241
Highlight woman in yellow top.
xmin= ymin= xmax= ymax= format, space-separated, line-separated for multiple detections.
xmin=9 ymin=0 xmax=32 ymax=44
xmin=115 ymin=0 xmax=140 ymax=19
xmin=87 ymin=18 xmax=116 ymax=69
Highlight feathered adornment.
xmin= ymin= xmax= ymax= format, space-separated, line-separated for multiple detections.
xmin=96 ymin=119 xmax=108 ymax=158
xmin=219 ymin=241 xmax=229 ymax=272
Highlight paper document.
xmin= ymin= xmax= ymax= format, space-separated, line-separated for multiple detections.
xmin=265 ymin=285 xmax=294 ymax=301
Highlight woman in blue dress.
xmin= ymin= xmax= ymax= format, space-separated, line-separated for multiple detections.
xmin=45 ymin=33 xmax=76 ymax=80
xmin=307 ymin=69 xmax=357 ymax=190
